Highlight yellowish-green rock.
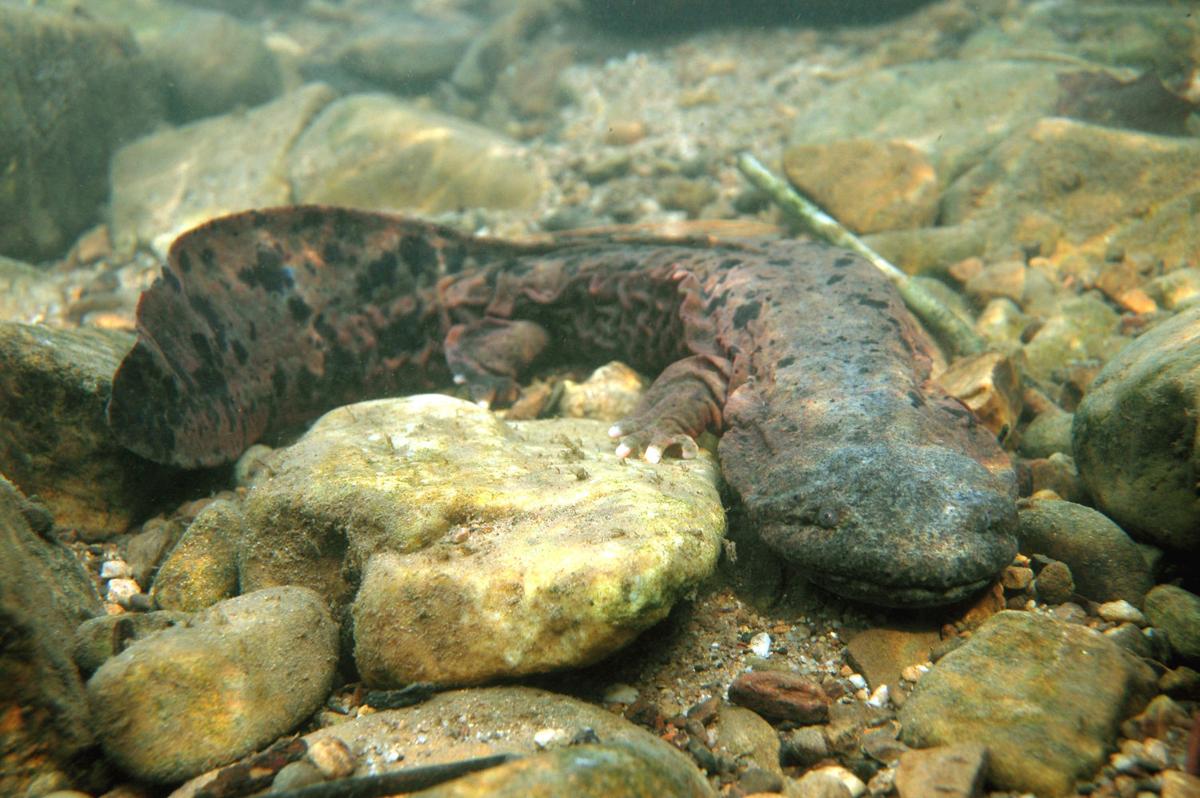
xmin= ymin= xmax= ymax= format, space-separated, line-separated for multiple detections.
xmin=150 ymin=498 xmax=242 ymax=612
xmin=237 ymin=395 xmax=725 ymax=686
xmin=900 ymin=610 xmax=1156 ymax=797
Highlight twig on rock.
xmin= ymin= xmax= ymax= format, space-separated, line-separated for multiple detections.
xmin=735 ymin=151 xmax=985 ymax=357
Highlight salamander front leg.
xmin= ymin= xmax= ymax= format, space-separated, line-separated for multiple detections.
xmin=609 ymin=355 xmax=729 ymax=463
xmin=444 ymin=318 xmax=549 ymax=406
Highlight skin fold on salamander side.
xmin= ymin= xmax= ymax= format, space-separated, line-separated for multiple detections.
xmin=107 ymin=206 xmax=1017 ymax=607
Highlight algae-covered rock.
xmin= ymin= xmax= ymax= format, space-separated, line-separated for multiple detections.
xmin=1072 ymin=305 xmax=1200 ymax=551
xmin=0 ymin=477 xmax=102 ymax=796
xmin=900 ymin=610 xmax=1156 ymax=797
xmin=237 ymin=394 xmax=724 ymax=686
xmin=150 ymin=498 xmax=242 ymax=612
xmin=0 ymin=322 xmax=166 ymax=538
xmin=1144 ymin=584 xmax=1200 ymax=662
xmin=87 ymin=585 xmax=338 ymax=784
xmin=1020 ymin=295 xmax=1122 ymax=385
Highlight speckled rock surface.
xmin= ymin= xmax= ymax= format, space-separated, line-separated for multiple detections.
xmin=0 ymin=477 xmax=102 ymax=796
xmin=150 ymin=498 xmax=242 ymax=612
xmin=900 ymin=610 xmax=1157 ymax=797
xmin=179 ymin=686 xmax=714 ymax=798
xmin=1072 ymin=305 xmax=1200 ymax=551
xmin=0 ymin=322 xmax=163 ymax=538
xmin=235 ymin=395 xmax=724 ymax=685
xmin=1016 ymin=497 xmax=1153 ymax=607
xmin=87 ymin=585 xmax=338 ymax=784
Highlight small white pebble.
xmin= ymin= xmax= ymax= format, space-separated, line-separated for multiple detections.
xmin=866 ymin=684 xmax=890 ymax=708
xmin=533 ymin=728 xmax=566 ymax=749
xmin=847 ymin=673 xmax=868 ymax=691
xmin=900 ymin=663 xmax=929 ymax=682
xmin=1097 ymin=600 xmax=1147 ymax=626
xmin=105 ymin=578 xmax=141 ymax=606
xmin=602 ymin=683 xmax=639 ymax=705
xmin=748 ymin=632 xmax=772 ymax=658
xmin=99 ymin=560 xmax=131 ymax=580
xmin=452 ymin=374 xmax=466 ymax=385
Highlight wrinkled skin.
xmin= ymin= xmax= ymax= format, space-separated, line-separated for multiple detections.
xmin=108 ymin=206 xmax=1016 ymax=606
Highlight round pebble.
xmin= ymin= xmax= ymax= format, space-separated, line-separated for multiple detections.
xmin=603 ymin=683 xmax=639 ymax=705
xmin=306 ymin=736 xmax=355 ymax=779
xmin=748 ymin=632 xmax=772 ymax=658
xmin=1034 ymin=560 xmax=1075 ymax=604
xmin=1098 ymin=600 xmax=1146 ymax=626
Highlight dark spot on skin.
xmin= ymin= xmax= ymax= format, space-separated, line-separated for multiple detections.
xmin=907 ymin=390 xmax=924 ymax=408
xmin=719 ymin=258 xmax=741 ymax=270
xmin=857 ymin=296 xmax=888 ymax=310
xmin=299 ymin=208 xmax=323 ymax=231
xmin=322 ymin=241 xmax=343 ymax=265
xmin=706 ymin=293 xmax=729 ymax=312
xmin=400 ymin=235 xmax=438 ymax=275
xmin=287 ymin=295 xmax=312 ymax=323
xmin=248 ymin=321 xmax=258 ymax=342
xmin=188 ymin=333 xmax=225 ymax=393
xmin=825 ymin=274 xmax=844 ymax=285
xmin=187 ymin=295 xmax=228 ymax=353
xmin=833 ymin=254 xmax=856 ymax=268
xmin=176 ymin=251 xmax=192 ymax=273
xmin=164 ymin=271 xmax=182 ymax=292
xmin=732 ymin=300 xmax=762 ymax=328
xmin=201 ymin=248 xmax=216 ymax=269
xmin=271 ymin=365 xmax=287 ymax=397
xmin=768 ymin=258 xmax=791 ymax=267
xmin=778 ymin=355 xmax=795 ymax=368
xmin=442 ymin=243 xmax=466 ymax=274
xmin=356 ymin=251 xmax=399 ymax=298
xmin=238 ymin=247 xmax=294 ymax=293
xmin=232 ymin=339 xmax=249 ymax=366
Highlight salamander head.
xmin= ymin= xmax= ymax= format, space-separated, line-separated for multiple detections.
xmin=750 ymin=442 xmax=1018 ymax=607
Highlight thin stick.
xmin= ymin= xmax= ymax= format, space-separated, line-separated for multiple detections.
xmin=267 ymin=753 xmax=519 ymax=798
xmin=736 ymin=152 xmax=985 ymax=357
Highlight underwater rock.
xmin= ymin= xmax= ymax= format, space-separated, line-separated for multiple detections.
xmin=0 ymin=256 xmax=65 ymax=324
xmin=1072 ymin=305 xmax=1200 ymax=552
xmin=0 ymin=477 xmax=103 ymax=796
xmin=1144 ymin=585 xmax=1200 ymax=662
xmin=287 ymin=94 xmax=546 ymax=213
xmin=72 ymin=610 xmax=189 ymax=675
xmin=1017 ymin=497 xmax=1153 ymax=607
xmin=233 ymin=395 xmax=724 ymax=685
xmin=845 ymin=624 xmax=941 ymax=693
xmin=0 ymin=6 xmax=163 ymax=261
xmin=557 ymin=361 xmax=648 ymax=422
xmin=713 ymin=706 xmax=783 ymax=781
xmin=1018 ymin=408 xmax=1074 ymax=460
xmin=1020 ymin=295 xmax=1123 ymax=385
xmin=109 ymin=83 xmax=336 ymax=255
xmin=334 ymin=8 xmax=479 ymax=92
xmin=894 ymin=743 xmax=988 ymax=798
xmin=87 ymin=585 xmax=338 ymax=784
xmin=899 ymin=610 xmax=1157 ymax=797
xmin=941 ymin=118 xmax=1200 ymax=279
xmin=0 ymin=322 xmax=165 ymax=538
xmin=782 ymin=139 xmax=939 ymax=234
xmin=150 ymin=498 xmax=242 ymax=612
xmin=143 ymin=6 xmax=282 ymax=122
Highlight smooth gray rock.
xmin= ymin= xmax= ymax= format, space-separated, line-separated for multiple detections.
xmin=1017 ymin=497 xmax=1153 ymax=607
xmin=1073 ymin=305 xmax=1200 ymax=551
xmin=87 ymin=586 xmax=338 ymax=784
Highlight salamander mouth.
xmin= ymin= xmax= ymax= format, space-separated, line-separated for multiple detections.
xmin=806 ymin=570 xmax=995 ymax=608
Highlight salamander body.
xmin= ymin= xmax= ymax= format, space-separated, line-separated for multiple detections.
xmin=108 ymin=206 xmax=1017 ymax=606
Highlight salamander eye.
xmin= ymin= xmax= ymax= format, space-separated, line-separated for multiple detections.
xmin=816 ymin=506 xmax=841 ymax=529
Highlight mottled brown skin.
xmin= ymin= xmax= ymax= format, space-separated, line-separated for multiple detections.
xmin=108 ymin=206 xmax=1017 ymax=606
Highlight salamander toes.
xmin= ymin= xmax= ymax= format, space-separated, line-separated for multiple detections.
xmin=610 ymin=420 xmax=700 ymax=462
